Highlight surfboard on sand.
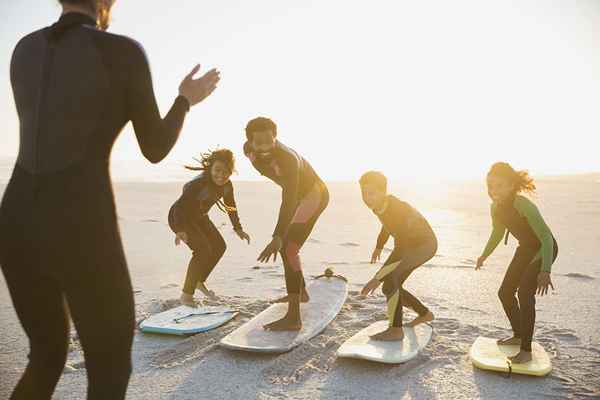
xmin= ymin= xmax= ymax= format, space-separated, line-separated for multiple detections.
xmin=220 ymin=271 xmax=348 ymax=353
xmin=469 ymin=336 xmax=552 ymax=376
xmin=336 ymin=320 xmax=433 ymax=364
xmin=140 ymin=305 xmax=238 ymax=336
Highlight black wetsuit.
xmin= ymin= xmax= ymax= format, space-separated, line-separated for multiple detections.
xmin=0 ymin=13 xmax=189 ymax=400
xmin=244 ymin=140 xmax=328 ymax=294
xmin=373 ymin=196 xmax=437 ymax=328
xmin=168 ymin=172 xmax=242 ymax=294
xmin=481 ymin=195 xmax=558 ymax=352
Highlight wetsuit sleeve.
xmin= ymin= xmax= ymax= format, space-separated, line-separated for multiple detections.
xmin=376 ymin=226 xmax=390 ymax=250
xmin=272 ymin=155 xmax=300 ymax=238
xmin=127 ymin=41 xmax=190 ymax=163
xmin=514 ymin=197 xmax=555 ymax=272
xmin=481 ymin=203 xmax=506 ymax=259
xmin=224 ymin=183 xmax=242 ymax=231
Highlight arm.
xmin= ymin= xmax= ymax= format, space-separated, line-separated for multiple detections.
xmin=272 ymin=155 xmax=300 ymax=238
xmin=515 ymin=197 xmax=555 ymax=272
xmin=480 ymin=204 xmax=506 ymax=259
xmin=127 ymin=42 xmax=189 ymax=163
xmin=376 ymin=226 xmax=390 ymax=250
xmin=223 ymin=183 xmax=242 ymax=231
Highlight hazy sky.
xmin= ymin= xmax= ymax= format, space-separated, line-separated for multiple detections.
xmin=1 ymin=0 xmax=598 ymax=181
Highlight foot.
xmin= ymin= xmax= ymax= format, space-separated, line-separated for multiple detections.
xmin=263 ymin=315 xmax=302 ymax=331
xmin=508 ymin=350 xmax=532 ymax=364
xmin=406 ymin=311 xmax=434 ymax=328
xmin=497 ymin=336 xmax=522 ymax=346
xmin=180 ymin=292 xmax=199 ymax=307
xmin=369 ymin=327 xmax=405 ymax=341
xmin=196 ymin=282 xmax=218 ymax=300
xmin=272 ymin=290 xmax=310 ymax=303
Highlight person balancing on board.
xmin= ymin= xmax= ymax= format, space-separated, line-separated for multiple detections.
xmin=359 ymin=171 xmax=437 ymax=341
xmin=243 ymin=117 xmax=329 ymax=331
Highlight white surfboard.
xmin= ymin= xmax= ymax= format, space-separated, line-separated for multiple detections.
xmin=470 ymin=336 xmax=552 ymax=376
xmin=336 ymin=321 xmax=433 ymax=364
xmin=140 ymin=305 xmax=238 ymax=336
xmin=220 ymin=275 xmax=348 ymax=353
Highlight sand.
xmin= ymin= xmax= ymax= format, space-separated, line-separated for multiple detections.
xmin=1 ymin=175 xmax=599 ymax=399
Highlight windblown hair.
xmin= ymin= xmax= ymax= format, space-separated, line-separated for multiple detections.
xmin=487 ymin=162 xmax=536 ymax=194
xmin=185 ymin=149 xmax=237 ymax=214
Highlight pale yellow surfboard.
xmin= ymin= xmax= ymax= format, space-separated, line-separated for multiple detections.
xmin=469 ymin=336 xmax=552 ymax=376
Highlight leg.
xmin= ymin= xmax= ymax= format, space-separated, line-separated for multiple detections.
xmin=1 ymin=263 xmax=69 ymax=400
xmin=497 ymin=247 xmax=533 ymax=345
xmin=181 ymin=221 xmax=213 ymax=297
xmin=264 ymin=186 xmax=328 ymax=330
xmin=61 ymin=239 xmax=134 ymax=400
xmin=196 ymin=218 xmax=226 ymax=284
xmin=513 ymin=240 xmax=559 ymax=357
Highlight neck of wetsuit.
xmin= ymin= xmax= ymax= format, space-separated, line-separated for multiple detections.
xmin=50 ymin=12 xmax=98 ymax=40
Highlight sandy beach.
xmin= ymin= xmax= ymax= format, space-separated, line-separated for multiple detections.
xmin=1 ymin=175 xmax=599 ymax=399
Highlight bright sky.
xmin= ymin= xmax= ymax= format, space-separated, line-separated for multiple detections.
xmin=0 ymin=0 xmax=598 ymax=181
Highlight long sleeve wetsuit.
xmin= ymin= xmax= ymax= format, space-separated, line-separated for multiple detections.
xmin=0 ymin=12 xmax=190 ymax=399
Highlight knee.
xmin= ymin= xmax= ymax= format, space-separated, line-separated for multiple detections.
xmin=29 ymin=337 xmax=69 ymax=374
xmin=215 ymin=240 xmax=226 ymax=260
xmin=517 ymin=286 xmax=535 ymax=303
xmin=497 ymin=286 xmax=513 ymax=302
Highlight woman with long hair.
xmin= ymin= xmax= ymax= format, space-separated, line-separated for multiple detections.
xmin=0 ymin=0 xmax=220 ymax=398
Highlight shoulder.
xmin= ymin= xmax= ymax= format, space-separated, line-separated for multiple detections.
xmin=85 ymin=28 xmax=149 ymax=66
xmin=11 ymin=29 xmax=46 ymax=62
xmin=274 ymin=141 xmax=300 ymax=167
xmin=513 ymin=195 xmax=540 ymax=216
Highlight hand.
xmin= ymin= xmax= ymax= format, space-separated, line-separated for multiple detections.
xmin=536 ymin=272 xmax=554 ymax=296
xmin=475 ymin=256 xmax=486 ymax=271
xmin=371 ymin=248 xmax=383 ymax=264
xmin=175 ymin=232 xmax=188 ymax=246
xmin=257 ymin=236 xmax=283 ymax=263
xmin=235 ymin=229 xmax=251 ymax=245
xmin=361 ymin=278 xmax=382 ymax=296
xmin=178 ymin=64 xmax=221 ymax=107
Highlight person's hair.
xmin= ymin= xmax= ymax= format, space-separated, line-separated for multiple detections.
xmin=359 ymin=171 xmax=387 ymax=193
xmin=58 ymin=0 xmax=113 ymax=30
xmin=184 ymin=148 xmax=236 ymax=174
xmin=184 ymin=149 xmax=237 ymax=213
xmin=245 ymin=117 xmax=277 ymax=141
xmin=487 ymin=162 xmax=536 ymax=194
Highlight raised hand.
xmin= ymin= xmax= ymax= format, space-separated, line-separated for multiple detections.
xmin=178 ymin=64 xmax=221 ymax=107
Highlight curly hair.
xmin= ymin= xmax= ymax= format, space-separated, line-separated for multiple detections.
xmin=184 ymin=149 xmax=237 ymax=213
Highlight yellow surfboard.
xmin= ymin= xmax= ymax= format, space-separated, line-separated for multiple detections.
xmin=469 ymin=336 xmax=552 ymax=377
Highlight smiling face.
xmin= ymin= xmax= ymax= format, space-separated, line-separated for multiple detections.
xmin=210 ymin=160 xmax=232 ymax=186
xmin=250 ymin=129 xmax=276 ymax=159
xmin=361 ymin=183 xmax=387 ymax=211
xmin=486 ymin=174 xmax=515 ymax=203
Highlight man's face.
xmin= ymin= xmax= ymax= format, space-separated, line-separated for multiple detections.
xmin=251 ymin=129 xmax=276 ymax=159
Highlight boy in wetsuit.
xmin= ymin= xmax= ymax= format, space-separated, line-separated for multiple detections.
xmin=360 ymin=171 xmax=436 ymax=341
xmin=476 ymin=162 xmax=558 ymax=363
xmin=244 ymin=117 xmax=329 ymax=331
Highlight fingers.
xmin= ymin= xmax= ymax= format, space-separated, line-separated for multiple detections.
xmin=186 ymin=64 xmax=201 ymax=80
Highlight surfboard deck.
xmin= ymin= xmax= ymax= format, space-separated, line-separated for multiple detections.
xmin=140 ymin=305 xmax=238 ymax=336
xmin=220 ymin=275 xmax=348 ymax=353
xmin=469 ymin=336 xmax=552 ymax=376
xmin=336 ymin=320 xmax=433 ymax=364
